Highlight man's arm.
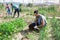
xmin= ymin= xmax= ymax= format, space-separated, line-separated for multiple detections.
xmin=40 ymin=19 xmax=44 ymax=27
xmin=34 ymin=17 xmax=38 ymax=25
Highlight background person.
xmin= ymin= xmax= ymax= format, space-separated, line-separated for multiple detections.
xmin=11 ymin=3 xmax=20 ymax=18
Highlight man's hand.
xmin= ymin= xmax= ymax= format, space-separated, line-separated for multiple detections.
xmin=34 ymin=26 xmax=37 ymax=28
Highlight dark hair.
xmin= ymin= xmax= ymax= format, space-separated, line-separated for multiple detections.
xmin=11 ymin=3 xmax=13 ymax=5
xmin=6 ymin=4 xmax=8 ymax=5
xmin=34 ymin=10 xmax=38 ymax=14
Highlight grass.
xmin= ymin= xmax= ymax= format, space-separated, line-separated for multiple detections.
xmin=39 ymin=18 xmax=52 ymax=40
xmin=25 ymin=31 xmax=39 ymax=40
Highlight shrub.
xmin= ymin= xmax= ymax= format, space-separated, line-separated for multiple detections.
xmin=0 ymin=18 xmax=27 ymax=40
xmin=27 ymin=3 xmax=32 ymax=7
xmin=19 ymin=4 xmax=23 ymax=12
xmin=38 ymin=6 xmax=57 ymax=13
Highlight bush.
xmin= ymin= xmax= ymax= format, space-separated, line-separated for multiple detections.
xmin=0 ymin=4 xmax=4 ymax=10
xmin=27 ymin=3 xmax=32 ymax=7
xmin=39 ymin=10 xmax=47 ymax=15
xmin=19 ymin=4 xmax=23 ymax=12
xmin=38 ymin=6 xmax=57 ymax=13
xmin=0 ymin=18 xmax=27 ymax=40
xmin=47 ymin=6 xmax=56 ymax=12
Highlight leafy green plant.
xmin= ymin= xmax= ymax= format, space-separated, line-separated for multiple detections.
xmin=0 ymin=18 xmax=27 ymax=40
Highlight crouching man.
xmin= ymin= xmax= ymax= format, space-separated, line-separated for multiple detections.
xmin=29 ymin=10 xmax=47 ymax=30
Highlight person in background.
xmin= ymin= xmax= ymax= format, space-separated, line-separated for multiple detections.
xmin=29 ymin=10 xmax=47 ymax=30
xmin=6 ymin=4 xmax=12 ymax=16
xmin=11 ymin=3 xmax=20 ymax=18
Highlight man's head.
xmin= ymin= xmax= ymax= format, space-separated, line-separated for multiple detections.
xmin=34 ymin=10 xmax=38 ymax=16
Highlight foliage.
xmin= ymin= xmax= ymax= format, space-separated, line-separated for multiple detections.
xmin=39 ymin=6 xmax=56 ymax=12
xmin=0 ymin=4 xmax=4 ymax=10
xmin=39 ymin=17 xmax=60 ymax=40
xmin=19 ymin=4 xmax=23 ymax=12
xmin=51 ymin=17 xmax=60 ymax=40
xmin=38 ymin=6 xmax=57 ymax=15
xmin=27 ymin=3 xmax=32 ymax=7
xmin=39 ymin=18 xmax=51 ymax=40
xmin=0 ymin=18 xmax=27 ymax=40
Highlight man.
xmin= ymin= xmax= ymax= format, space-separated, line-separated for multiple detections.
xmin=29 ymin=10 xmax=47 ymax=30
xmin=11 ymin=3 xmax=20 ymax=18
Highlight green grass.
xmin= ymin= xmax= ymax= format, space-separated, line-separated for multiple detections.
xmin=39 ymin=17 xmax=60 ymax=40
xmin=39 ymin=18 xmax=52 ymax=40
xmin=38 ymin=6 xmax=57 ymax=16
xmin=51 ymin=17 xmax=60 ymax=40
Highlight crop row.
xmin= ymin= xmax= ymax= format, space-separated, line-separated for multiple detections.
xmin=39 ymin=17 xmax=60 ymax=40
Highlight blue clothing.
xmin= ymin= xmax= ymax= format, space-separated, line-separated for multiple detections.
xmin=12 ymin=3 xmax=19 ymax=9
xmin=7 ymin=8 xmax=12 ymax=15
xmin=12 ymin=3 xmax=20 ymax=17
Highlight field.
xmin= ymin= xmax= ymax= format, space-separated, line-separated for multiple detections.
xmin=0 ymin=4 xmax=60 ymax=40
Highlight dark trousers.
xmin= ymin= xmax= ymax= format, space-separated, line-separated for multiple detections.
xmin=29 ymin=23 xmax=39 ymax=30
xmin=13 ymin=8 xmax=19 ymax=17
xmin=29 ymin=22 xmax=46 ymax=30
